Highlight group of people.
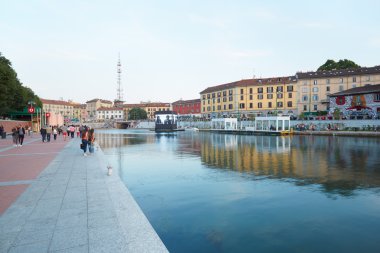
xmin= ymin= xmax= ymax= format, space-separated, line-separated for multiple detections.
xmin=80 ymin=126 xmax=95 ymax=156
xmin=11 ymin=125 xmax=27 ymax=147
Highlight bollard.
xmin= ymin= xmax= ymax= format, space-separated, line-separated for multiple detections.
xmin=107 ymin=165 xmax=112 ymax=176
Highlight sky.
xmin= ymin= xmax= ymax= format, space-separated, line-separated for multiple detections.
xmin=1 ymin=0 xmax=380 ymax=104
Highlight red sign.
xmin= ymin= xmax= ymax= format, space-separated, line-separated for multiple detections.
xmin=46 ymin=113 xmax=50 ymax=117
xmin=28 ymin=107 xmax=35 ymax=113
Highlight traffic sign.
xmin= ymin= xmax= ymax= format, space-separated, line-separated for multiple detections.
xmin=28 ymin=107 xmax=35 ymax=113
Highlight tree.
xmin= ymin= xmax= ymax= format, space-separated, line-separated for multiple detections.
xmin=317 ymin=59 xmax=361 ymax=72
xmin=128 ymin=107 xmax=147 ymax=120
xmin=0 ymin=52 xmax=41 ymax=116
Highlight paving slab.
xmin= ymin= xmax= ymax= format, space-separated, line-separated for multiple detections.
xmin=0 ymin=135 xmax=168 ymax=253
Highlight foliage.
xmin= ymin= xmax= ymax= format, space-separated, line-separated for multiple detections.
xmin=317 ymin=59 xmax=361 ymax=72
xmin=128 ymin=107 xmax=147 ymax=120
xmin=0 ymin=53 xmax=41 ymax=116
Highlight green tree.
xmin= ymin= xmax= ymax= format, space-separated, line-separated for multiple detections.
xmin=128 ymin=107 xmax=147 ymax=120
xmin=317 ymin=59 xmax=361 ymax=71
xmin=0 ymin=52 xmax=41 ymax=116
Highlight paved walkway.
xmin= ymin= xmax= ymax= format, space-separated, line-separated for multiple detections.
xmin=0 ymin=135 xmax=168 ymax=253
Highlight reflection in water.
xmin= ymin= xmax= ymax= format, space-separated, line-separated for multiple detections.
xmin=198 ymin=134 xmax=380 ymax=196
xmin=97 ymin=130 xmax=380 ymax=253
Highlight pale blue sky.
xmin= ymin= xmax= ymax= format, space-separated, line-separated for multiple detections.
xmin=1 ymin=0 xmax=380 ymax=104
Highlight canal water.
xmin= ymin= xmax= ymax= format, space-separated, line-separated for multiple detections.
xmin=96 ymin=129 xmax=380 ymax=253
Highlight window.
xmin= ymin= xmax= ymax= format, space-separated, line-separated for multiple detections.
xmin=249 ymin=103 xmax=253 ymax=108
xmin=229 ymin=90 xmax=233 ymax=95
xmin=207 ymin=94 xmax=210 ymax=99
xmin=268 ymin=102 xmax=272 ymax=108
xmin=302 ymin=95 xmax=308 ymax=102
xmin=217 ymin=98 xmax=220 ymax=103
xmin=217 ymin=105 xmax=221 ymax=110
xmin=258 ymin=103 xmax=262 ymax=108
xmin=302 ymin=87 xmax=308 ymax=93
xmin=339 ymin=78 xmax=344 ymax=83
xmin=313 ymin=105 xmax=318 ymax=110
xmin=229 ymin=96 xmax=233 ymax=101
xmin=217 ymin=92 xmax=221 ymax=97
xmin=287 ymin=101 xmax=292 ymax=107
xmin=353 ymin=77 xmax=356 ymax=82
xmin=326 ymin=79 xmax=330 ymax=84
xmin=228 ymin=104 xmax=233 ymax=109
xmin=312 ymin=87 xmax=319 ymax=92
xmin=223 ymin=105 xmax=226 ymax=110
xmin=276 ymin=86 xmax=283 ymax=92
xmin=287 ymin=85 xmax=293 ymax=92
xmin=312 ymin=95 xmax=319 ymax=101
xmin=374 ymin=93 xmax=380 ymax=102
xmin=288 ymin=93 xmax=292 ymax=98
xmin=267 ymin=94 xmax=273 ymax=99
xmin=257 ymin=94 xmax=263 ymax=100
xmin=240 ymin=89 xmax=244 ymax=94
xmin=326 ymin=86 xmax=330 ymax=92
xmin=202 ymin=95 xmax=206 ymax=99
xmin=313 ymin=80 xmax=318 ymax=85
xmin=366 ymin=75 xmax=371 ymax=81
xmin=239 ymin=103 xmax=245 ymax=109
xmin=277 ymin=93 xmax=283 ymax=99
xmin=223 ymin=97 xmax=227 ymax=102
xmin=303 ymin=105 xmax=307 ymax=111
xmin=249 ymin=88 xmax=253 ymax=94
xmin=277 ymin=102 xmax=283 ymax=108
xmin=240 ymin=95 xmax=244 ymax=100
xmin=249 ymin=95 xmax=253 ymax=100
xmin=352 ymin=84 xmax=356 ymax=88
xmin=212 ymin=93 xmax=215 ymax=98
xmin=223 ymin=91 xmax=227 ymax=96
xmin=339 ymin=85 xmax=344 ymax=91
xmin=258 ymin=87 xmax=263 ymax=93
xmin=267 ymin=87 xmax=273 ymax=93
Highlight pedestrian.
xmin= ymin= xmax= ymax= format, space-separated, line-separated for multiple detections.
xmin=46 ymin=126 xmax=52 ymax=142
xmin=76 ymin=125 xmax=80 ymax=138
xmin=70 ymin=125 xmax=75 ymax=138
xmin=81 ymin=127 xmax=89 ymax=156
xmin=88 ymin=128 xmax=95 ymax=155
xmin=12 ymin=126 xmax=19 ymax=146
xmin=40 ymin=126 xmax=47 ymax=142
xmin=53 ymin=127 xmax=58 ymax=140
xmin=18 ymin=125 xmax=25 ymax=146
xmin=61 ymin=124 xmax=67 ymax=141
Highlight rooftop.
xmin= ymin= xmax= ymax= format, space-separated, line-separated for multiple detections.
xmin=329 ymin=83 xmax=380 ymax=97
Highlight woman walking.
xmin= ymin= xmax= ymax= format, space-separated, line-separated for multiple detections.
xmin=81 ymin=127 xmax=89 ymax=156
xmin=18 ymin=125 xmax=25 ymax=146
xmin=88 ymin=128 xmax=95 ymax=155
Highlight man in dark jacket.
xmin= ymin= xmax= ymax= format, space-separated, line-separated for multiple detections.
xmin=40 ymin=126 xmax=47 ymax=142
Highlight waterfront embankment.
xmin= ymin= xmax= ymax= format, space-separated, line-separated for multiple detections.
xmin=0 ymin=135 xmax=168 ymax=252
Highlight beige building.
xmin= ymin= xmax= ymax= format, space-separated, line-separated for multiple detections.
xmin=296 ymin=66 xmax=380 ymax=116
xmin=86 ymin=99 xmax=113 ymax=121
xmin=40 ymin=99 xmax=75 ymax=125
xmin=124 ymin=102 xmax=171 ymax=120
xmin=200 ymin=77 xmax=298 ymax=118
xmin=96 ymin=107 xmax=125 ymax=121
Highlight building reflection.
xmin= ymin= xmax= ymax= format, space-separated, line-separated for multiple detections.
xmin=197 ymin=134 xmax=380 ymax=196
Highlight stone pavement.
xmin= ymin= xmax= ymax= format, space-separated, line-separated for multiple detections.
xmin=0 ymin=135 xmax=168 ymax=253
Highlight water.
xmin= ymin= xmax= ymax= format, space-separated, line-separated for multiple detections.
xmin=97 ymin=129 xmax=380 ymax=253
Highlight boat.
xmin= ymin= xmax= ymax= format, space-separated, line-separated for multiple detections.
xmin=154 ymin=111 xmax=184 ymax=133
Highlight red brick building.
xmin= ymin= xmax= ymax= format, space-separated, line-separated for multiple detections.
xmin=172 ymin=99 xmax=201 ymax=116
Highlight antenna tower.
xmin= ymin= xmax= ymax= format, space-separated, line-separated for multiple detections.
xmin=116 ymin=54 xmax=124 ymax=102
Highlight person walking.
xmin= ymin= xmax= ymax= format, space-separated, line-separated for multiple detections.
xmin=88 ymin=128 xmax=95 ymax=155
xmin=40 ymin=126 xmax=47 ymax=142
xmin=61 ymin=124 xmax=68 ymax=141
xmin=46 ymin=126 xmax=52 ymax=142
xmin=81 ymin=127 xmax=89 ymax=156
xmin=53 ymin=127 xmax=58 ymax=141
xmin=18 ymin=125 xmax=25 ymax=146
xmin=12 ymin=126 xmax=19 ymax=146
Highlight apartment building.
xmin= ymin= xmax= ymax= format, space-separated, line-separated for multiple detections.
xmin=172 ymin=99 xmax=201 ymax=117
xmin=200 ymin=77 xmax=298 ymax=119
xmin=86 ymin=99 xmax=113 ymax=120
xmin=40 ymin=98 xmax=75 ymax=125
xmin=96 ymin=107 xmax=125 ymax=121
xmin=296 ymin=66 xmax=380 ymax=116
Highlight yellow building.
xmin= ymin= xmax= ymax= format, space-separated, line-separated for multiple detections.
xmin=40 ymin=98 xmax=74 ymax=125
xmin=200 ymin=76 xmax=298 ymax=118
xmin=86 ymin=99 xmax=113 ymax=121
xmin=296 ymin=66 xmax=380 ymax=116
xmin=124 ymin=102 xmax=171 ymax=120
